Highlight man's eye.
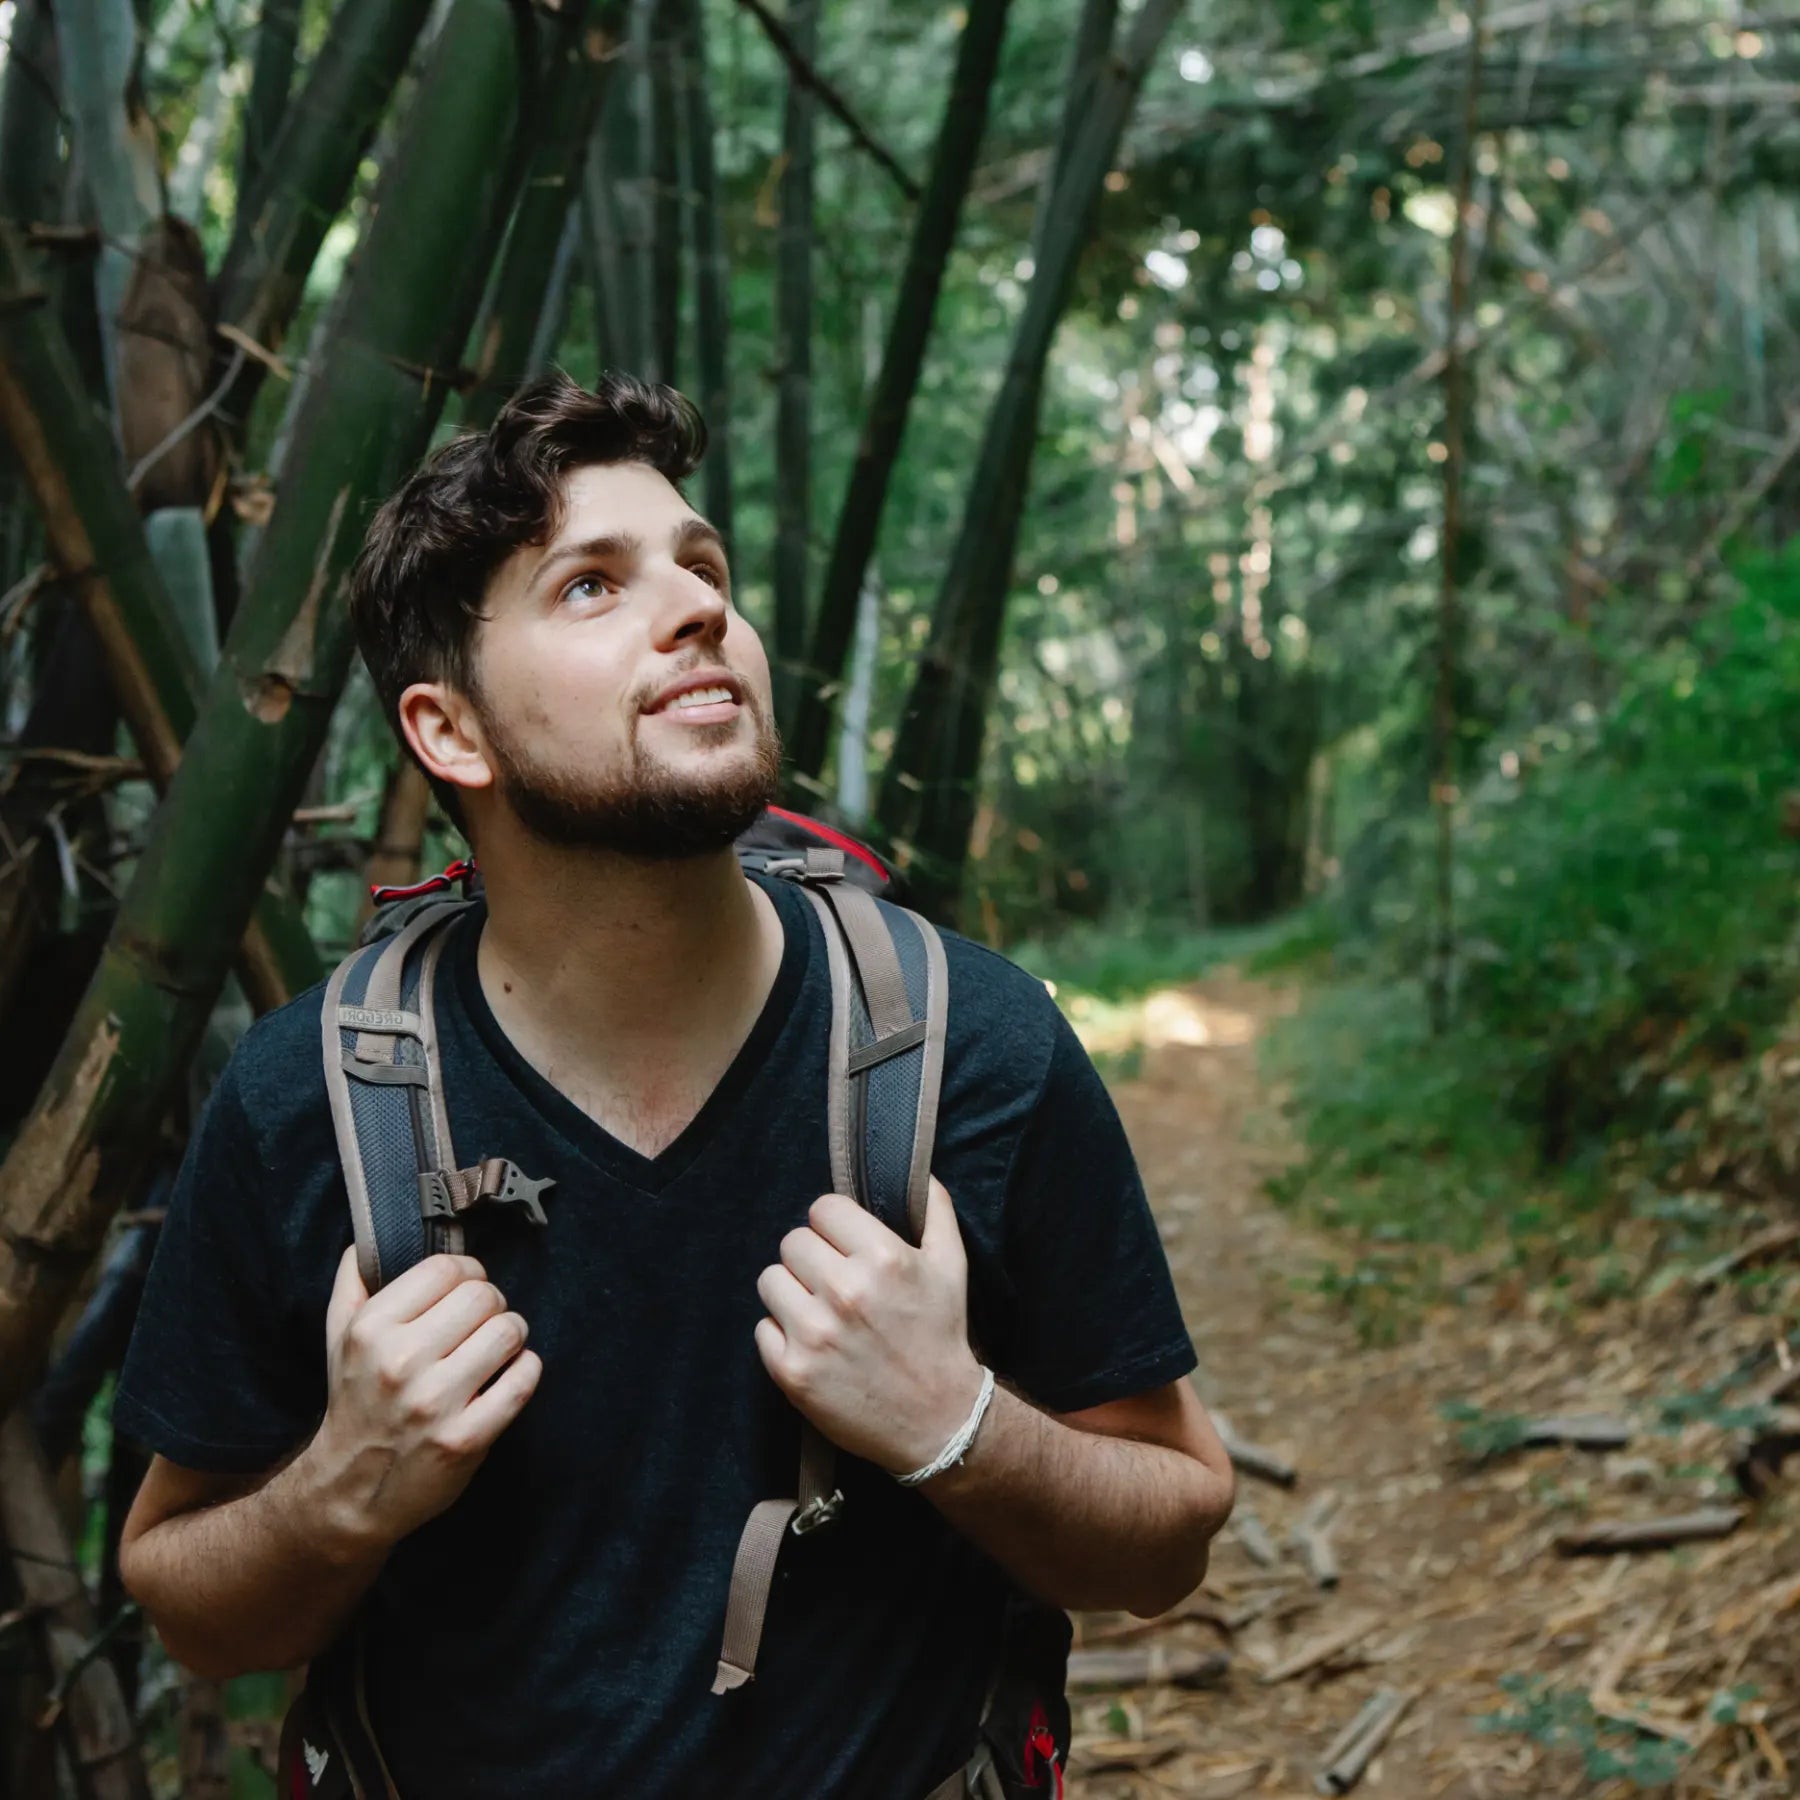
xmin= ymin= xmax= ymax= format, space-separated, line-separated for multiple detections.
xmin=690 ymin=563 xmax=728 ymax=591
xmin=563 ymin=573 xmax=615 ymax=604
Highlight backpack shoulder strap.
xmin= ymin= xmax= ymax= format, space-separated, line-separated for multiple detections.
xmin=713 ymin=856 xmax=950 ymax=1694
xmin=320 ymin=898 xmax=552 ymax=1293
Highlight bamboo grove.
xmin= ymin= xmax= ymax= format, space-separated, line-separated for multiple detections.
xmin=7 ymin=0 xmax=1800 ymax=1786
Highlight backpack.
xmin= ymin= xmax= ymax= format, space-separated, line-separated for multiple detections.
xmin=279 ymin=807 xmax=1070 ymax=1800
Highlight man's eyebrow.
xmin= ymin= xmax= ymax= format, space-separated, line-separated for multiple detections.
xmin=531 ymin=532 xmax=641 ymax=594
xmin=674 ymin=517 xmax=728 ymax=560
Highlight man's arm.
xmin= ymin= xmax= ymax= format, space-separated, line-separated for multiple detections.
xmin=756 ymin=1181 xmax=1234 ymax=1620
xmin=119 ymin=1248 xmax=541 ymax=1679
xmin=919 ymin=1377 xmax=1233 ymax=1618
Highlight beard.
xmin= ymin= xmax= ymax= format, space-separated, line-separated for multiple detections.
xmin=476 ymin=678 xmax=783 ymax=859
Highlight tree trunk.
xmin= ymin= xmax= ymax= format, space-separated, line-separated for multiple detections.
xmin=461 ymin=1 xmax=626 ymax=430
xmin=770 ymin=0 xmax=818 ymax=727
xmin=0 ymin=0 xmax=531 ymax=1422
xmin=681 ymin=0 xmax=734 ymax=556
xmin=238 ymin=0 xmax=304 ymax=201
xmin=213 ymin=0 xmax=437 ymax=437
xmin=782 ymin=0 xmax=1013 ymax=781
xmin=875 ymin=0 xmax=1183 ymax=921
xmin=0 ymin=222 xmax=323 ymax=1012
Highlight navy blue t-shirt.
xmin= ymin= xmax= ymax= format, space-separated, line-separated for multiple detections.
xmin=114 ymin=872 xmax=1196 ymax=1798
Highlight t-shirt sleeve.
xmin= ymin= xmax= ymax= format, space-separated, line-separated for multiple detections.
xmin=996 ymin=1006 xmax=1197 ymax=1414
xmin=113 ymin=1058 xmax=322 ymax=1473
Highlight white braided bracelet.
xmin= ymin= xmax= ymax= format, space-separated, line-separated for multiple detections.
xmin=895 ymin=1365 xmax=997 ymax=1487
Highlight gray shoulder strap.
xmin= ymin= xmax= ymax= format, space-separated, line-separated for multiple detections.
xmin=320 ymin=901 xmax=553 ymax=1293
xmin=713 ymin=860 xmax=951 ymax=1694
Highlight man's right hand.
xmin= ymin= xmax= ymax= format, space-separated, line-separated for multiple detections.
xmin=300 ymin=1246 xmax=542 ymax=1552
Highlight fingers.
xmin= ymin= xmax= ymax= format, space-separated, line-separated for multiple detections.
xmin=778 ymin=1221 xmax=849 ymax=1295
xmin=325 ymin=1244 xmax=367 ymax=1349
xmin=451 ymin=1347 xmax=543 ymax=1450
xmin=756 ymin=1260 xmax=822 ymax=1338
xmin=753 ymin=1316 xmax=786 ymax=1379
xmin=919 ymin=1177 xmax=966 ymax=1271
xmin=362 ymin=1253 xmax=490 ymax=1327
xmin=806 ymin=1191 xmax=900 ymax=1256
xmin=431 ymin=1308 xmax=531 ymax=1411
xmin=404 ymin=1275 xmax=510 ymax=1363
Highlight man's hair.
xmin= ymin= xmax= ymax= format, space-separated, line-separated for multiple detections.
xmin=348 ymin=371 xmax=708 ymax=824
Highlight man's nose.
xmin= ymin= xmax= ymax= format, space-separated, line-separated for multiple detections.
xmin=653 ymin=563 xmax=729 ymax=648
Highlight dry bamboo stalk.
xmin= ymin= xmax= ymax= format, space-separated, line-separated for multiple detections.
xmin=1213 ymin=1410 xmax=1298 ymax=1488
xmin=1521 ymin=1414 xmax=1633 ymax=1451
xmin=1557 ymin=1508 xmax=1744 ymax=1556
xmin=1290 ymin=1491 xmax=1341 ymax=1588
xmin=1234 ymin=1506 xmax=1282 ymax=1568
xmin=1314 ymin=1688 xmax=1414 ymax=1794
xmin=0 ymin=1413 xmax=148 ymax=1800
xmin=1260 ymin=1613 xmax=1380 ymax=1685
xmin=1066 ymin=1645 xmax=1231 ymax=1690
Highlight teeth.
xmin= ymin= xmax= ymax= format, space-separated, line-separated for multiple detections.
xmin=670 ymin=685 xmax=733 ymax=710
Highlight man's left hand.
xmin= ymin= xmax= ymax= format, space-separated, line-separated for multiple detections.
xmin=754 ymin=1177 xmax=984 ymax=1476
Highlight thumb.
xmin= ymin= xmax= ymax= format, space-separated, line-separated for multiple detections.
xmin=920 ymin=1176 xmax=965 ymax=1272
xmin=325 ymin=1242 xmax=369 ymax=1349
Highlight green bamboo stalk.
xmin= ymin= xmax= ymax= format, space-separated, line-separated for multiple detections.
xmin=646 ymin=0 xmax=683 ymax=386
xmin=770 ymin=0 xmax=818 ymax=728
xmin=875 ymin=0 xmax=1185 ymax=920
xmin=0 ymin=0 xmax=530 ymax=1419
xmin=0 ymin=223 xmax=322 ymax=1009
xmin=681 ymin=0 xmax=733 ymax=558
xmin=782 ymin=0 xmax=1014 ymax=782
xmin=238 ymin=0 xmax=304 ymax=201
xmin=214 ymin=0 xmax=436 ymax=432
xmin=461 ymin=1 xmax=627 ymax=430
xmin=0 ymin=0 xmax=64 ymax=228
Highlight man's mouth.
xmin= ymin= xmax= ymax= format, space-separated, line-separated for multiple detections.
xmin=645 ymin=671 xmax=746 ymax=724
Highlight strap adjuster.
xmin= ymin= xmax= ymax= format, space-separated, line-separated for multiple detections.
xmin=418 ymin=1159 xmax=554 ymax=1226
xmin=790 ymin=1489 xmax=845 ymax=1536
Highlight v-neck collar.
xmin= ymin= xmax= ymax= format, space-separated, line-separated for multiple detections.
xmin=446 ymin=872 xmax=811 ymax=1195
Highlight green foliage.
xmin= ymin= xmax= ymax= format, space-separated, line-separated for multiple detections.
xmin=1439 ymin=1398 xmax=1533 ymax=1462
xmin=1477 ymin=1674 xmax=1690 ymax=1787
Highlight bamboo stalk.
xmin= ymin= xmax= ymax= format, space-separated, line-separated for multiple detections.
xmin=0 ymin=0 xmax=530 ymax=1421
xmin=0 ymin=224 xmax=322 ymax=1012
xmin=875 ymin=0 xmax=1183 ymax=917
xmin=770 ymin=0 xmax=819 ymax=729
xmin=783 ymin=0 xmax=1013 ymax=781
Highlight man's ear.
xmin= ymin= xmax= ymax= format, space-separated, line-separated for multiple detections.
xmin=398 ymin=682 xmax=494 ymax=803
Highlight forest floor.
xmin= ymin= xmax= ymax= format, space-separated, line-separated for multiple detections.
xmin=1064 ymin=971 xmax=1800 ymax=1800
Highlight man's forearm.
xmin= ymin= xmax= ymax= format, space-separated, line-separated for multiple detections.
xmin=120 ymin=1452 xmax=388 ymax=1680
xmin=919 ymin=1386 xmax=1232 ymax=1617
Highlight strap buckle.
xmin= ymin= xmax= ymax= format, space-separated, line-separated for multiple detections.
xmin=789 ymin=1489 xmax=845 ymax=1536
xmin=418 ymin=1160 xmax=554 ymax=1227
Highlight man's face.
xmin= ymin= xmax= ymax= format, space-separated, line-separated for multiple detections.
xmin=452 ymin=460 xmax=780 ymax=856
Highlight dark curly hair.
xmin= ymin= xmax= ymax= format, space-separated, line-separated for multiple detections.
xmin=348 ymin=370 xmax=708 ymax=823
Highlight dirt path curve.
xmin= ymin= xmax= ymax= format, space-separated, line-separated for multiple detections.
xmin=1065 ymin=971 xmax=1798 ymax=1800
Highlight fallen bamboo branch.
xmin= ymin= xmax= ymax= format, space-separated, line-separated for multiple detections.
xmin=1314 ymin=1688 xmax=1414 ymax=1794
xmin=1290 ymin=1491 xmax=1341 ymax=1588
xmin=1233 ymin=1505 xmax=1281 ymax=1568
xmin=1557 ymin=1508 xmax=1744 ymax=1556
xmin=1214 ymin=1410 xmax=1298 ymax=1488
xmin=1066 ymin=1645 xmax=1231 ymax=1690
xmin=1520 ymin=1414 xmax=1634 ymax=1452
xmin=1260 ymin=1614 xmax=1379 ymax=1686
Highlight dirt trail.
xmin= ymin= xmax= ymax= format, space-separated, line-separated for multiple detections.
xmin=1066 ymin=972 xmax=1799 ymax=1800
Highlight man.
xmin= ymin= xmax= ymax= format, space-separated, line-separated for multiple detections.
xmin=115 ymin=373 xmax=1234 ymax=1798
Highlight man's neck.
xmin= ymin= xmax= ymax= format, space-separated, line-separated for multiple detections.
xmin=470 ymin=829 xmax=785 ymax=1109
